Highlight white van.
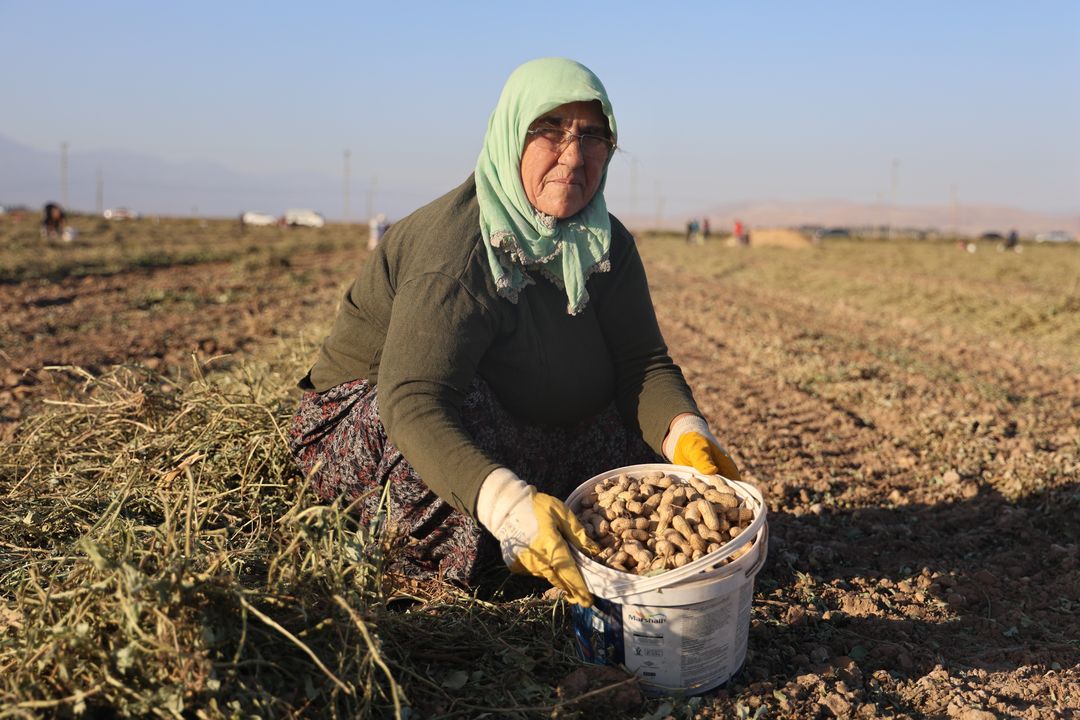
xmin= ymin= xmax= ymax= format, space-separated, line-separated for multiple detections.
xmin=242 ymin=211 xmax=278 ymax=226
xmin=284 ymin=209 xmax=325 ymax=228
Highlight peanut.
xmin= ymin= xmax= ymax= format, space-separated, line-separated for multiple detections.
xmin=684 ymin=502 xmax=703 ymax=524
xmin=577 ymin=471 xmax=755 ymax=577
xmin=672 ymin=515 xmax=695 ymax=543
xmin=697 ymin=499 xmax=721 ymax=531
xmin=656 ymin=505 xmax=674 ymax=533
xmin=691 ymin=532 xmax=709 ymax=552
xmin=655 ymin=539 xmax=676 ymax=556
xmin=705 ymin=489 xmax=739 ymax=508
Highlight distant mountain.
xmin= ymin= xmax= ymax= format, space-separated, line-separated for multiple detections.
xmin=0 ymin=134 xmax=345 ymax=219
xmin=3 ymin=134 xmax=1076 ymax=234
xmin=617 ymin=200 xmax=1079 ymax=236
xmin=695 ymin=200 xmax=1080 ymax=237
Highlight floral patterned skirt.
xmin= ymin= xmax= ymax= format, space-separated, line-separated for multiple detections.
xmin=288 ymin=376 xmax=660 ymax=585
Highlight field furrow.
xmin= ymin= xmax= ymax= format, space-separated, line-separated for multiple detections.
xmin=3 ymin=222 xmax=1078 ymax=718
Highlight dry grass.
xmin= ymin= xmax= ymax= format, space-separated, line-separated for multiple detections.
xmin=0 ymin=356 xmax=619 ymax=719
xmin=639 ymin=233 xmax=1080 ymax=354
xmin=7 ymin=224 xmax=1077 ymax=718
xmin=0 ymin=216 xmax=362 ymax=283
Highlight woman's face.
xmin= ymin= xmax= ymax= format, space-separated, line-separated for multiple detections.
xmin=520 ymin=100 xmax=610 ymax=219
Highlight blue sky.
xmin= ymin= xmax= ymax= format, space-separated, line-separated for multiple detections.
xmin=2 ymin=1 xmax=1078 ymax=219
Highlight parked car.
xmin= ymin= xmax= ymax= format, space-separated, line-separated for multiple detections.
xmin=814 ymin=227 xmax=851 ymax=240
xmin=979 ymin=232 xmax=1004 ymax=242
xmin=104 ymin=207 xmax=139 ymax=221
xmin=1034 ymin=230 xmax=1075 ymax=244
xmin=283 ymin=209 xmax=325 ymax=228
xmin=241 ymin=211 xmax=277 ymax=227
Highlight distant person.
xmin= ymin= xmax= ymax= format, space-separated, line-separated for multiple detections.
xmin=1005 ymin=229 xmax=1019 ymax=251
xmin=290 ymin=58 xmax=743 ymax=605
xmin=686 ymin=218 xmax=700 ymax=245
xmin=41 ymin=202 xmax=65 ymax=239
xmin=41 ymin=202 xmax=75 ymax=241
xmin=368 ymin=213 xmax=390 ymax=251
xmin=734 ymin=218 xmax=749 ymax=246
xmin=702 ymin=218 xmax=710 ymax=242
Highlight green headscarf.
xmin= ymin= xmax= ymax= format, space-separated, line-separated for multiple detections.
xmin=475 ymin=58 xmax=618 ymax=315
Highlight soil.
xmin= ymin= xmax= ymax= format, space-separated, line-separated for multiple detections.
xmin=1 ymin=247 xmax=355 ymax=441
xmin=644 ymin=255 xmax=1079 ymax=719
xmin=4 ymin=237 xmax=1077 ymax=718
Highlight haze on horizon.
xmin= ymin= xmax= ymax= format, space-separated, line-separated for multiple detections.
xmin=2 ymin=1 xmax=1078 ymax=224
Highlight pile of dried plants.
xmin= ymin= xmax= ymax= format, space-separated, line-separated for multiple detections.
xmin=1 ymin=362 xmax=631 ymax=719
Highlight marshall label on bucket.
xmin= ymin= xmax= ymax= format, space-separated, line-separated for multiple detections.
xmin=622 ymin=592 xmax=736 ymax=691
xmin=571 ymin=589 xmax=748 ymax=694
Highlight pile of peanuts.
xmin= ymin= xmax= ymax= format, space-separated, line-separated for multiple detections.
xmin=576 ymin=471 xmax=756 ymax=576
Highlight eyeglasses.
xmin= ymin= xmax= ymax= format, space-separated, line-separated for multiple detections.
xmin=524 ymin=127 xmax=616 ymax=160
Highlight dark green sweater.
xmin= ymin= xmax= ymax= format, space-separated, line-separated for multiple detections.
xmin=302 ymin=176 xmax=699 ymax=517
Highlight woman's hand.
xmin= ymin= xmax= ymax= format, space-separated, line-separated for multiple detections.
xmin=665 ymin=414 xmax=742 ymax=481
xmin=477 ymin=469 xmax=599 ymax=606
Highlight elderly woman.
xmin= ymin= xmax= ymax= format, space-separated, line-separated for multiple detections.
xmin=290 ymin=58 xmax=740 ymax=606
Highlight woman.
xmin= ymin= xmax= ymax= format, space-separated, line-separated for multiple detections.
xmin=290 ymin=58 xmax=741 ymax=607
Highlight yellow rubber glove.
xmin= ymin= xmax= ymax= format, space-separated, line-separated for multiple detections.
xmin=510 ymin=492 xmax=600 ymax=606
xmin=666 ymin=415 xmax=742 ymax=481
xmin=476 ymin=469 xmax=600 ymax=606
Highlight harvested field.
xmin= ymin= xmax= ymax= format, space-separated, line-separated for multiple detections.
xmin=2 ymin=217 xmax=1078 ymax=718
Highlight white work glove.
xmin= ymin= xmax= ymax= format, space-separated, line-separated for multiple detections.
xmin=662 ymin=414 xmax=742 ymax=481
xmin=476 ymin=468 xmax=599 ymax=606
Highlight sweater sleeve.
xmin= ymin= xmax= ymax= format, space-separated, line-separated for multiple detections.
xmin=594 ymin=235 xmax=700 ymax=454
xmin=377 ymin=272 xmax=502 ymax=518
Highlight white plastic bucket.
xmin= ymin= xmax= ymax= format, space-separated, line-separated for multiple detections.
xmin=567 ymin=463 xmax=768 ymax=696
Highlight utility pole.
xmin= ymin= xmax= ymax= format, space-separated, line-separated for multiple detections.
xmin=343 ymin=149 xmax=351 ymax=223
xmin=366 ymin=175 xmax=377 ymax=221
xmin=96 ymin=167 xmax=104 ymax=214
xmin=60 ymin=142 xmax=69 ymax=208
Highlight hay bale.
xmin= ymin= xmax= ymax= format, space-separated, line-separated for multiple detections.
xmin=736 ymin=227 xmax=812 ymax=248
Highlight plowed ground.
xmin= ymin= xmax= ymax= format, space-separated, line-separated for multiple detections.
xmin=2 ymin=218 xmax=1078 ymax=718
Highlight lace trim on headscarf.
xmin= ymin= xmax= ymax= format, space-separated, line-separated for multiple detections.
xmin=490 ymin=229 xmax=565 ymax=267
xmin=490 ymin=221 xmax=611 ymax=313
xmin=493 ymin=265 xmax=536 ymax=304
xmin=535 ymin=251 xmax=611 ymax=315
